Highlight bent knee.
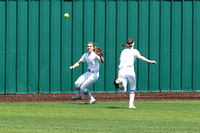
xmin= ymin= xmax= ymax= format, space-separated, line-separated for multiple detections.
xmin=75 ymin=82 xmax=81 ymax=88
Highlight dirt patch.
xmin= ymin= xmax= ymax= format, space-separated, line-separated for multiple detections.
xmin=0 ymin=92 xmax=199 ymax=103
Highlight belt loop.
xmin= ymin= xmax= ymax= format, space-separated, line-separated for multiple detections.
xmin=88 ymin=69 xmax=97 ymax=73
xmin=88 ymin=69 xmax=94 ymax=73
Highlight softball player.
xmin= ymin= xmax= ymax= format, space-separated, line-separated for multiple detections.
xmin=118 ymin=39 xmax=156 ymax=109
xmin=70 ymin=42 xmax=104 ymax=104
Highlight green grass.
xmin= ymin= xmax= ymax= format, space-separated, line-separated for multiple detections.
xmin=0 ymin=101 xmax=200 ymax=133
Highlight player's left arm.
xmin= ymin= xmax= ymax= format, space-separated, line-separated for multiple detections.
xmin=137 ymin=54 xmax=157 ymax=64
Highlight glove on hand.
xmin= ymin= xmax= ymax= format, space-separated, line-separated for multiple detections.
xmin=113 ymin=77 xmax=119 ymax=88
xmin=95 ymin=46 xmax=103 ymax=57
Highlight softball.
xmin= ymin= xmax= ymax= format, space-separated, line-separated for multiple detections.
xmin=64 ymin=13 xmax=69 ymax=18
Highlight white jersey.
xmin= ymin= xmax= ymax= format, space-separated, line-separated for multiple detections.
xmin=118 ymin=48 xmax=140 ymax=69
xmin=80 ymin=51 xmax=100 ymax=72
xmin=118 ymin=48 xmax=140 ymax=94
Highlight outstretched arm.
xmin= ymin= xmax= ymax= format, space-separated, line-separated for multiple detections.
xmin=137 ymin=54 xmax=157 ymax=64
xmin=69 ymin=60 xmax=82 ymax=69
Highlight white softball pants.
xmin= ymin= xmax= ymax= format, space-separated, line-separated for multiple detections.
xmin=118 ymin=67 xmax=136 ymax=93
xmin=75 ymin=71 xmax=99 ymax=93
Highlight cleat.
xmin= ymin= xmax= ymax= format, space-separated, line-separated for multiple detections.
xmin=128 ymin=105 xmax=136 ymax=109
xmin=71 ymin=95 xmax=83 ymax=101
xmin=85 ymin=97 xmax=96 ymax=104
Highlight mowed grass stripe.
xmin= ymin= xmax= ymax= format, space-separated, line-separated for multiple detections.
xmin=0 ymin=101 xmax=199 ymax=133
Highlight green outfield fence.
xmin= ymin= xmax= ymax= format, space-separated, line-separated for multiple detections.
xmin=0 ymin=0 xmax=200 ymax=94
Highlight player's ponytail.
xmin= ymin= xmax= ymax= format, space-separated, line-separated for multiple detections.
xmin=121 ymin=43 xmax=126 ymax=48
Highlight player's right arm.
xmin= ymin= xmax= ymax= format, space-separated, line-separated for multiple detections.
xmin=69 ymin=60 xmax=82 ymax=69
xmin=137 ymin=54 xmax=156 ymax=64
xmin=135 ymin=50 xmax=156 ymax=64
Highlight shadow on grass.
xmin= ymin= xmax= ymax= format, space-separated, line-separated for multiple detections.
xmin=106 ymin=107 xmax=126 ymax=109
xmin=69 ymin=102 xmax=86 ymax=105
xmin=69 ymin=102 xmax=98 ymax=106
xmin=68 ymin=102 xmax=127 ymax=109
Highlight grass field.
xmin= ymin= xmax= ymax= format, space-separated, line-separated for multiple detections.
xmin=0 ymin=101 xmax=199 ymax=133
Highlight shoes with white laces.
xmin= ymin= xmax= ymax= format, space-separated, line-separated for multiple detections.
xmin=85 ymin=97 xmax=96 ymax=104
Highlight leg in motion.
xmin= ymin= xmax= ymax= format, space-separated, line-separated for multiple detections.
xmin=128 ymin=73 xmax=136 ymax=109
xmin=71 ymin=73 xmax=89 ymax=101
xmin=119 ymin=78 xmax=127 ymax=93
xmin=71 ymin=87 xmax=83 ymax=100
xmin=84 ymin=89 xmax=95 ymax=104
xmin=128 ymin=90 xmax=136 ymax=109
xmin=80 ymin=74 xmax=98 ymax=104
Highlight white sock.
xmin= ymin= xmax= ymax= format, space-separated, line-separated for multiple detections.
xmin=129 ymin=93 xmax=135 ymax=106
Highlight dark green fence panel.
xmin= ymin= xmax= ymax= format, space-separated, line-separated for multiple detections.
xmin=160 ymin=1 xmax=171 ymax=92
xmin=182 ymin=1 xmax=193 ymax=91
xmin=193 ymin=2 xmax=200 ymax=91
xmin=0 ymin=0 xmax=200 ymax=94
xmin=6 ymin=0 xmax=17 ymax=94
xmin=17 ymin=0 xmax=28 ymax=93
xmin=171 ymin=1 xmax=182 ymax=92
xmin=28 ymin=0 xmax=39 ymax=93
xmin=0 ymin=0 xmax=6 ymax=94
xmin=83 ymin=0 xmax=94 ymax=47
xmin=39 ymin=0 xmax=50 ymax=93
xmin=127 ymin=0 xmax=138 ymax=45
xmin=149 ymin=1 xmax=160 ymax=92
xmin=50 ymin=0 xmax=61 ymax=93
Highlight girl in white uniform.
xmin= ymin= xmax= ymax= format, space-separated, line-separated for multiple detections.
xmin=70 ymin=42 xmax=104 ymax=104
xmin=118 ymin=39 xmax=156 ymax=108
